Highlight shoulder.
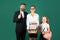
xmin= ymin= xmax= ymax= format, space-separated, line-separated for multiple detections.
xmin=27 ymin=14 xmax=30 ymax=17
xmin=46 ymin=23 xmax=50 ymax=27
xmin=14 ymin=11 xmax=20 ymax=15
xmin=35 ymin=13 xmax=39 ymax=17
xmin=15 ymin=11 xmax=20 ymax=13
xmin=39 ymin=23 xmax=42 ymax=26
xmin=15 ymin=11 xmax=19 ymax=14
xmin=46 ymin=23 xmax=49 ymax=26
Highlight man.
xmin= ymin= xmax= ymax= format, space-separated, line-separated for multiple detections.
xmin=13 ymin=3 xmax=28 ymax=40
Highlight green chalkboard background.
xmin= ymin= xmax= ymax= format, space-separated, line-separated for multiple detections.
xmin=0 ymin=0 xmax=60 ymax=40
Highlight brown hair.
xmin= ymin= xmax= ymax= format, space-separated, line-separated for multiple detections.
xmin=30 ymin=5 xmax=36 ymax=9
xmin=20 ymin=3 xmax=26 ymax=6
xmin=40 ymin=16 xmax=49 ymax=24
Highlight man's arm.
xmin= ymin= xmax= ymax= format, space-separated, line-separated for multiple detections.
xmin=13 ymin=11 xmax=22 ymax=23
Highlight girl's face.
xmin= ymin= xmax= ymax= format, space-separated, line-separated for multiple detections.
xmin=30 ymin=7 xmax=35 ymax=13
xmin=42 ymin=17 xmax=47 ymax=23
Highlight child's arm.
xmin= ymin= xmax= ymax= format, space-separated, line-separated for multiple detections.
xmin=45 ymin=24 xmax=50 ymax=34
xmin=46 ymin=24 xmax=50 ymax=33
xmin=42 ymin=28 xmax=50 ymax=35
xmin=47 ymin=28 xmax=50 ymax=33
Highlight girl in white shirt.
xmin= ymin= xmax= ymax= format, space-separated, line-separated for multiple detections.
xmin=39 ymin=16 xmax=52 ymax=40
xmin=26 ymin=5 xmax=39 ymax=40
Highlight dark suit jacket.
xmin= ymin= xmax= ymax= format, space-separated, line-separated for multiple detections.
xmin=13 ymin=11 xmax=28 ymax=33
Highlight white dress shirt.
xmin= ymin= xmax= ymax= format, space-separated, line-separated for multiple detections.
xmin=40 ymin=23 xmax=50 ymax=32
xmin=26 ymin=13 xmax=39 ymax=29
xmin=20 ymin=11 xmax=24 ymax=18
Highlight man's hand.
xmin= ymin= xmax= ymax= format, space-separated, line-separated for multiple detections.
xmin=18 ymin=14 xmax=21 ymax=19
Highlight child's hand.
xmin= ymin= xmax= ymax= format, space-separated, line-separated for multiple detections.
xmin=42 ymin=32 xmax=45 ymax=35
xmin=42 ymin=31 xmax=50 ymax=35
xmin=42 ymin=32 xmax=47 ymax=34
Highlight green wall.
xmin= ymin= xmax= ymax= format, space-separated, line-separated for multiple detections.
xmin=0 ymin=0 xmax=60 ymax=40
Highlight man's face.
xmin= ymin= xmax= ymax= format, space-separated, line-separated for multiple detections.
xmin=20 ymin=5 xmax=25 ymax=11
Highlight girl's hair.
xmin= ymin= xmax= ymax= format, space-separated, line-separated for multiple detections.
xmin=30 ymin=5 xmax=36 ymax=8
xmin=40 ymin=16 xmax=49 ymax=24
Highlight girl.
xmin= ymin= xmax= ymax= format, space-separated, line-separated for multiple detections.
xmin=26 ymin=5 xmax=39 ymax=40
xmin=39 ymin=16 xmax=52 ymax=40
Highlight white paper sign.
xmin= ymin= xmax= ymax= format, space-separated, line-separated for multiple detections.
xmin=29 ymin=23 xmax=37 ymax=29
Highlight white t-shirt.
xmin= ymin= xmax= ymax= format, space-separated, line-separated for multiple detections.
xmin=26 ymin=13 xmax=39 ymax=29
xmin=40 ymin=23 xmax=50 ymax=32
